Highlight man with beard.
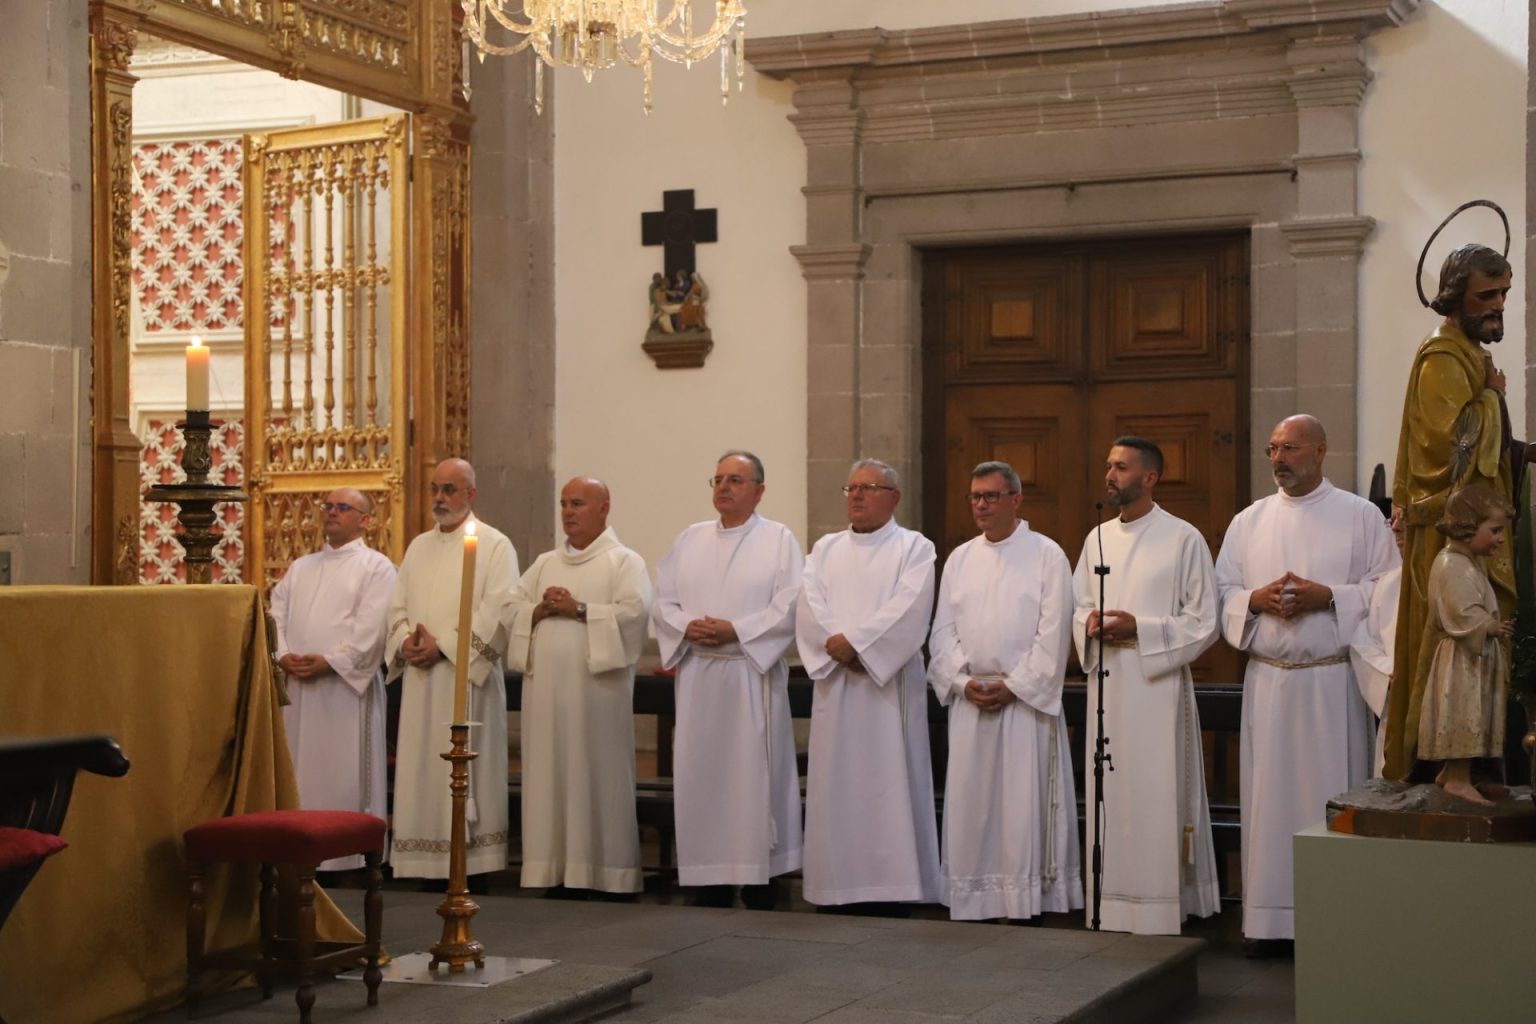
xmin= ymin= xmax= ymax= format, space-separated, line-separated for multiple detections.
xmin=1070 ymin=439 xmax=1220 ymax=934
xmin=386 ymin=458 xmax=521 ymax=883
xmin=1384 ymin=244 xmax=1533 ymax=780
xmin=1215 ymin=415 xmax=1398 ymax=953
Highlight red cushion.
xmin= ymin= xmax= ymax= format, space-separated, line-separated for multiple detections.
xmin=0 ymin=827 xmax=68 ymax=872
xmin=184 ymin=810 xmax=386 ymax=865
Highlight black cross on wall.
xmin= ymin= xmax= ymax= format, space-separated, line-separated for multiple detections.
xmin=641 ymin=189 xmax=718 ymax=279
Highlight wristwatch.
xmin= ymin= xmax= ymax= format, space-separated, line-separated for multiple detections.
xmin=576 ymin=602 xmax=588 ymax=622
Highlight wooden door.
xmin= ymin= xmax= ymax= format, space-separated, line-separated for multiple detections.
xmin=923 ymin=234 xmax=1248 ymax=683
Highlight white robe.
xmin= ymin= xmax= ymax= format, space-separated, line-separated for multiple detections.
xmin=1215 ymin=480 xmax=1398 ymax=939
xmin=508 ymin=527 xmax=652 ymax=893
xmin=1071 ymin=506 xmax=1220 ymax=934
xmin=272 ymin=537 xmax=396 ymax=870
xmin=796 ymin=518 xmax=941 ymax=905
xmin=385 ymin=517 xmax=519 ymax=878
xmin=652 ymin=514 xmax=805 ymax=886
xmin=1349 ymin=566 xmax=1400 ymax=778
xmin=929 ymin=523 xmax=1084 ymax=921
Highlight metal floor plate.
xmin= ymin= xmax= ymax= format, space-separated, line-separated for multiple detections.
xmin=338 ymin=952 xmax=558 ymax=988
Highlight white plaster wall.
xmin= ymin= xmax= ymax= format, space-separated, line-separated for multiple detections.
xmin=1359 ymin=0 xmax=1528 ymax=490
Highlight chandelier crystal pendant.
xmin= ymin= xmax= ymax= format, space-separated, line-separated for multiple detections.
xmin=461 ymin=0 xmax=748 ymax=114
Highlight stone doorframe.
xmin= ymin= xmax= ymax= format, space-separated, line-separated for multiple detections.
xmin=748 ymin=0 xmax=1419 ymax=541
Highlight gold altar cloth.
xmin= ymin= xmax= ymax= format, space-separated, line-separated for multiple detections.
xmin=0 ymin=585 xmax=364 ymax=1023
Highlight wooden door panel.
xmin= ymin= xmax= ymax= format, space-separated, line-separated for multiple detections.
xmin=1091 ymin=242 xmax=1239 ymax=379
xmin=943 ymin=253 xmax=1082 ymax=383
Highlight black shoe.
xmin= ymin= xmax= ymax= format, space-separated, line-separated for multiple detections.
xmin=688 ymin=885 xmax=736 ymax=908
xmin=1004 ymin=916 xmax=1043 ymax=927
xmin=740 ymin=884 xmax=777 ymax=911
xmin=541 ymin=885 xmax=589 ymax=901
xmin=1243 ymin=938 xmax=1295 ymax=959
xmin=467 ymin=874 xmax=491 ymax=896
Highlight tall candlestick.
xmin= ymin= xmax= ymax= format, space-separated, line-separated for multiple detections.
xmin=186 ymin=337 xmax=210 ymax=412
xmin=452 ymin=519 xmax=478 ymax=724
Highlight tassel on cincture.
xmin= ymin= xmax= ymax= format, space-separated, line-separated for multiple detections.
xmin=467 ymin=795 xmax=480 ymax=826
xmin=1183 ymin=824 xmax=1194 ymax=865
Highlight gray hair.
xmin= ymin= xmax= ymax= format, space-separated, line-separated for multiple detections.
xmin=849 ymin=458 xmax=900 ymax=488
xmin=717 ymin=449 xmax=765 ymax=483
xmin=971 ymin=460 xmax=1021 ymax=493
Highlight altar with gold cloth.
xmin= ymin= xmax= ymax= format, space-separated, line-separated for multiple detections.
xmin=0 ymin=585 xmax=362 ymax=1024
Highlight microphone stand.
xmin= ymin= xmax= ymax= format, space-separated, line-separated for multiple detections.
xmin=1090 ymin=501 xmax=1114 ymax=932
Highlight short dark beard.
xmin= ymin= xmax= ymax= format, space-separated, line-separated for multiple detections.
xmin=1458 ymin=307 xmax=1504 ymax=344
xmin=1107 ymin=480 xmax=1142 ymax=508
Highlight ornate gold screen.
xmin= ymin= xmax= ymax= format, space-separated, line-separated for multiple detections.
xmin=242 ymin=115 xmax=410 ymax=588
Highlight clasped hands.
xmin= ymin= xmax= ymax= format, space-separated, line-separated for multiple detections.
xmin=400 ymin=622 xmax=443 ymax=668
xmin=1085 ymin=609 xmax=1137 ymax=643
xmin=533 ymin=586 xmax=581 ymax=625
xmin=277 ymin=653 xmax=334 ymax=680
xmin=963 ymin=679 xmax=1016 ymax=714
xmin=824 ymin=632 xmax=864 ymax=673
xmin=685 ymin=616 xmax=738 ymax=646
xmin=1249 ymin=572 xmax=1332 ymax=619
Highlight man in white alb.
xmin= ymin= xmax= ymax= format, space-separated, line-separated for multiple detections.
xmin=1348 ymin=505 xmax=1404 ymax=778
xmin=1072 ymin=438 xmax=1220 ymax=934
xmin=508 ymin=477 xmax=652 ymax=895
xmin=1215 ymin=415 xmax=1398 ymax=951
xmin=796 ymin=458 xmax=941 ymax=912
xmin=272 ymin=487 xmax=396 ymax=873
xmin=653 ymin=451 xmax=804 ymax=910
xmin=386 ymin=458 xmax=520 ymax=882
xmin=929 ymin=460 xmax=1082 ymax=922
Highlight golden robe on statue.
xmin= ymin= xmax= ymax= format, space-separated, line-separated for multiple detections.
xmin=1384 ymin=324 xmax=1516 ymax=779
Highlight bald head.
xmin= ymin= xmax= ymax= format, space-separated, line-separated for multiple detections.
xmin=1267 ymin=415 xmax=1328 ymax=497
xmin=430 ymin=458 xmax=477 ymax=530
xmin=322 ymin=486 xmax=372 ymax=546
xmin=1278 ymin=414 xmax=1326 ymax=446
xmin=560 ymin=476 xmax=611 ymax=550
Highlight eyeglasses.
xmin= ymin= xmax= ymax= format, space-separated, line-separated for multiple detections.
xmin=708 ymin=474 xmax=758 ymax=488
xmin=966 ymin=490 xmax=1018 ymax=505
xmin=1263 ymin=442 xmax=1319 ymax=459
xmin=842 ymin=484 xmax=896 ymax=496
xmin=320 ymin=502 xmax=361 ymax=514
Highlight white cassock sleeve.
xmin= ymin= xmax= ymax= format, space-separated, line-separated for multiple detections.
xmin=1002 ymin=544 xmax=1072 ymax=715
xmin=1214 ymin=514 xmax=1261 ymax=651
xmin=585 ymin=549 xmax=653 ymax=674
xmin=384 ymin=559 xmax=413 ymax=683
xmin=319 ymin=559 xmax=398 ymax=695
xmin=730 ymin=533 xmax=804 ymax=676
xmin=441 ymin=535 xmax=519 ymax=688
xmin=1327 ymin=509 xmax=1399 ymax=649
xmin=926 ymin=549 xmax=967 ymax=706
xmin=1070 ymin=545 xmax=1097 ymax=670
xmin=504 ymin=559 xmax=544 ymax=675
xmin=270 ymin=568 xmax=295 ymax=661
xmin=1349 ymin=577 xmax=1396 ymax=717
xmin=1134 ymin=534 xmax=1219 ymax=681
xmin=843 ymin=541 xmax=935 ymax=686
xmin=796 ymin=545 xmax=839 ymax=682
xmin=651 ymin=532 xmax=694 ymax=672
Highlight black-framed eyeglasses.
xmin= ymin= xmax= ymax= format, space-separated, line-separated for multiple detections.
xmin=1263 ymin=442 xmax=1319 ymax=459
xmin=842 ymin=484 xmax=896 ymax=496
xmin=966 ymin=490 xmax=1018 ymax=506
xmin=321 ymin=502 xmax=360 ymax=514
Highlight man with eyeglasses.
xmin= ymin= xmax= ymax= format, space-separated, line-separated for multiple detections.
xmin=1070 ymin=439 xmax=1220 ymax=934
xmin=270 ymin=486 xmax=397 ymax=875
xmin=652 ymin=451 xmax=805 ymax=909
xmin=386 ymin=458 xmax=521 ymax=885
xmin=796 ymin=458 xmax=941 ymax=913
xmin=929 ymin=460 xmax=1082 ymax=923
xmin=1215 ymin=415 xmax=1398 ymax=954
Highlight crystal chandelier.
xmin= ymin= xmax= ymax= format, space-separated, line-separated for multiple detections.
xmin=460 ymin=0 xmax=748 ymax=114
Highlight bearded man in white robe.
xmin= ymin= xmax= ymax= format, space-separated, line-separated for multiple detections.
xmin=386 ymin=458 xmax=520 ymax=881
xmin=930 ymin=460 xmax=1082 ymax=922
xmin=1072 ymin=439 xmax=1220 ymax=935
xmin=1349 ymin=506 xmax=1404 ymax=778
xmin=1215 ymin=415 xmax=1398 ymax=950
xmin=509 ymin=477 xmax=652 ymax=894
xmin=653 ymin=451 xmax=804 ymax=910
xmin=272 ymin=486 xmax=396 ymax=872
xmin=796 ymin=458 xmax=941 ymax=910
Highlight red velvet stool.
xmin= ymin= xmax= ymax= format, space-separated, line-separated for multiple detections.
xmin=183 ymin=810 xmax=386 ymax=1023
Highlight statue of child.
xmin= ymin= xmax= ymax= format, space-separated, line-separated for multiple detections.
xmin=1419 ymin=483 xmax=1516 ymax=805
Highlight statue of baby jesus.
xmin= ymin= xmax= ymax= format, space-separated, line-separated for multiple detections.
xmin=1419 ymin=483 xmax=1516 ymax=805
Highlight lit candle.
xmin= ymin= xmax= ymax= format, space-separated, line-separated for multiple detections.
xmin=186 ymin=337 xmax=210 ymax=412
xmin=452 ymin=519 xmax=478 ymax=724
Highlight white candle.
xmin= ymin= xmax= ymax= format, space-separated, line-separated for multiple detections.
xmin=186 ymin=337 xmax=210 ymax=412
xmin=452 ymin=519 xmax=478 ymax=724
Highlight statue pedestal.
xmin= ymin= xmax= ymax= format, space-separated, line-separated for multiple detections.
xmin=1295 ymin=824 xmax=1536 ymax=1023
xmin=642 ymin=328 xmax=713 ymax=369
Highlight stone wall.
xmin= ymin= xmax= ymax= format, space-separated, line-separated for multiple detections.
xmin=0 ymin=1 xmax=92 ymax=584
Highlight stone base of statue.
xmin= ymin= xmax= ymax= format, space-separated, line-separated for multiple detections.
xmin=1325 ymin=778 xmax=1536 ymax=843
xmin=1295 ymin=822 xmax=1536 ymax=1021
xmin=642 ymin=328 xmax=713 ymax=369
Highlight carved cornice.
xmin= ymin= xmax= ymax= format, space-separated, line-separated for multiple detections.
xmin=791 ymin=244 xmax=872 ymax=281
xmin=1227 ymin=0 xmax=1418 ymax=32
xmin=1286 ymin=37 xmax=1371 ymax=108
xmin=92 ymin=14 xmax=139 ymax=73
xmin=1280 ymin=215 xmax=1375 ymax=257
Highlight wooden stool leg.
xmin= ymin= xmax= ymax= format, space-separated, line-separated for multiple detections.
xmin=295 ymin=865 xmax=317 ymax=1024
xmin=363 ymin=850 xmax=383 ymax=1007
xmin=258 ymin=864 xmax=277 ymax=999
xmin=186 ymin=862 xmax=206 ymax=1020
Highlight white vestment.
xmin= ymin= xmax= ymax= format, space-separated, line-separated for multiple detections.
xmin=272 ymin=537 xmax=396 ymax=870
xmin=1215 ymin=481 xmax=1398 ymax=939
xmin=653 ymin=514 xmax=805 ymax=886
xmin=385 ymin=517 xmax=519 ymax=878
xmin=1349 ymin=566 xmax=1400 ymax=778
xmin=796 ymin=518 xmax=941 ymax=905
xmin=508 ymin=527 xmax=652 ymax=893
xmin=929 ymin=523 xmax=1084 ymax=921
xmin=1071 ymin=506 xmax=1220 ymax=934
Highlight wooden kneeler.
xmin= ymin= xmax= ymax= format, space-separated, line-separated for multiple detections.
xmin=184 ymin=810 xmax=385 ymax=1023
